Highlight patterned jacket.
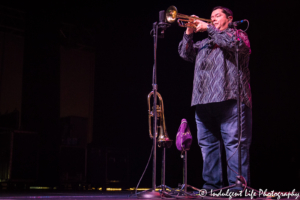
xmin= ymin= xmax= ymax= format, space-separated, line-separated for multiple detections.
xmin=178 ymin=25 xmax=252 ymax=108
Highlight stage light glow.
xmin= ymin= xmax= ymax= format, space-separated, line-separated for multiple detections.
xmin=109 ymin=180 xmax=120 ymax=183
xmin=106 ymin=188 xmax=122 ymax=191
xmin=29 ymin=186 xmax=51 ymax=189
xmin=127 ymin=187 xmax=172 ymax=191
xmin=128 ymin=188 xmax=151 ymax=191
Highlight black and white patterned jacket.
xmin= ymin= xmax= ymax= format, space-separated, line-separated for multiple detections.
xmin=178 ymin=25 xmax=252 ymax=108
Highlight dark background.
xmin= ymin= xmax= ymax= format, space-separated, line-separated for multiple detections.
xmin=1 ymin=0 xmax=299 ymax=191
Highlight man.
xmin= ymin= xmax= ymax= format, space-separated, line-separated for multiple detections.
xmin=178 ymin=6 xmax=252 ymax=191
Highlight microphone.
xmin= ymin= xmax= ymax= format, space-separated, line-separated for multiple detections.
xmin=158 ymin=10 xmax=170 ymax=34
xmin=159 ymin=10 xmax=166 ymax=23
xmin=228 ymin=19 xmax=247 ymax=28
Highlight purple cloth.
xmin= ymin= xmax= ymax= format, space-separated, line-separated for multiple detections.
xmin=176 ymin=119 xmax=192 ymax=151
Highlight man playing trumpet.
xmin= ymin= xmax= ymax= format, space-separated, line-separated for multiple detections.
xmin=178 ymin=6 xmax=252 ymax=191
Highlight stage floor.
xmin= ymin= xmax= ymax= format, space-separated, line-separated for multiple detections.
xmin=0 ymin=191 xmax=135 ymax=199
xmin=0 ymin=190 xmax=299 ymax=200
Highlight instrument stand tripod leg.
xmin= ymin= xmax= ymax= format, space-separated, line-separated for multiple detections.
xmin=136 ymin=139 xmax=161 ymax=199
xmin=137 ymin=144 xmax=173 ymax=198
xmin=157 ymin=147 xmax=174 ymax=197
xmin=209 ymin=175 xmax=259 ymax=194
xmin=175 ymin=151 xmax=201 ymax=197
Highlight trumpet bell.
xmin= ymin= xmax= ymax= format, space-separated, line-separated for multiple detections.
xmin=165 ymin=5 xmax=212 ymax=27
xmin=166 ymin=5 xmax=178 ymax=23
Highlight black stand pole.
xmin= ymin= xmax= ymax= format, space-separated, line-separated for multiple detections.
xmin=137 ymin=22 xmax=161 ymax=198
xmin=137 ymin=11 xmax=171 ymax=199
xmin=157 ymin=147 xmax=166 ymax=192
xmin=183 ymin=151 xmax=187 ymax=193
xmin=211 ymin=25 xmax=258 ymax=195
xmin=174 ymin=151 xmax=203 ymax=197
xmin=161 ymin=148 xmax=166 ymax=191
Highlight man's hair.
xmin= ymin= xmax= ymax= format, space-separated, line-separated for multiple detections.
xmin=212 ymin=6 xmax=233 ymax=18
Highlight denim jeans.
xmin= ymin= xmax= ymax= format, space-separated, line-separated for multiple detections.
xmin=195 ymin=99 xmax=252 ymax=190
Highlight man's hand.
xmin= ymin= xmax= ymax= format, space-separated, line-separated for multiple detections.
xmin=194 ymin=20 xmax=208 ymax=33
xmin=185 ymin=26 xmax=195 ymax=35
xmin=185 ymin=15 xmax=198 ymax=35
xmin=185 ymin=15 xmax=208 ymax=34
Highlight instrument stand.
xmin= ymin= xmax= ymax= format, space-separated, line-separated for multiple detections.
xmin=157 ymin=146 xmax=173 ymax=195
xmin=210 ymin=25 xmax=258 ymax=196
xmin=137 ymin=11 xmax=171 ymax=199
xmin=138 ymin=145 xmax=174 ymax=198
xmin=157 ymin=151 xmax=204 ymax=199
xmin=166 ymin=151 xmax=202 ymax=198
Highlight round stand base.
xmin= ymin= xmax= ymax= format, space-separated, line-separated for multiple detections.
xmin=137 ymin=190 xmax=161 ymax=199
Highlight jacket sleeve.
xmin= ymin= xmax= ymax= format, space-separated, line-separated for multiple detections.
xmin=178 ymin=32 xmax=198 ymax=63
xmin=207 ymin=25 xmax=251 ymax=55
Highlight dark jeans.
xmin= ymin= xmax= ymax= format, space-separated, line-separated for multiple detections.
xmin=195 ymin=99 xmax=252 ymax=190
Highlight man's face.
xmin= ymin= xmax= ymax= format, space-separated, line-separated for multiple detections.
xmin=211 ymin=9 xmax=233 ymax=31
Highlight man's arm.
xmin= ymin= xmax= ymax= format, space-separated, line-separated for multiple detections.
xmin=207 ymin=25 xmax=251 ymax=54
xmin=178 ymin=32 xmax=198 ymax=63
xmin=178 ymin=17 xmax=203 ymax=63
xmin=193 ymin=20 xmax=251 ymax=55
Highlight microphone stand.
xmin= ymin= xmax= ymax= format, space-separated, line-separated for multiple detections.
xmin=137 ymin=11 xmax=170 ymax=199
xmin=211 ymin=24 xmax=258 ymax=196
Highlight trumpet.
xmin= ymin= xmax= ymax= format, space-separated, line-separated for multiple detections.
xmin=148 ymin=91 xmax=172 ymax=148
xmin=166 ymin=5 xmax=212 ymax=28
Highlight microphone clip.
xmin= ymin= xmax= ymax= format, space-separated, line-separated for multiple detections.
xmin=228 ymin=19 xmax=248 ymax=28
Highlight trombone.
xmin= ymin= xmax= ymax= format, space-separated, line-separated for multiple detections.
xmin=148 ymin=91 xmax=172 ymax=148
xmin=166 ymin=5 xmax=212 ymax=28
